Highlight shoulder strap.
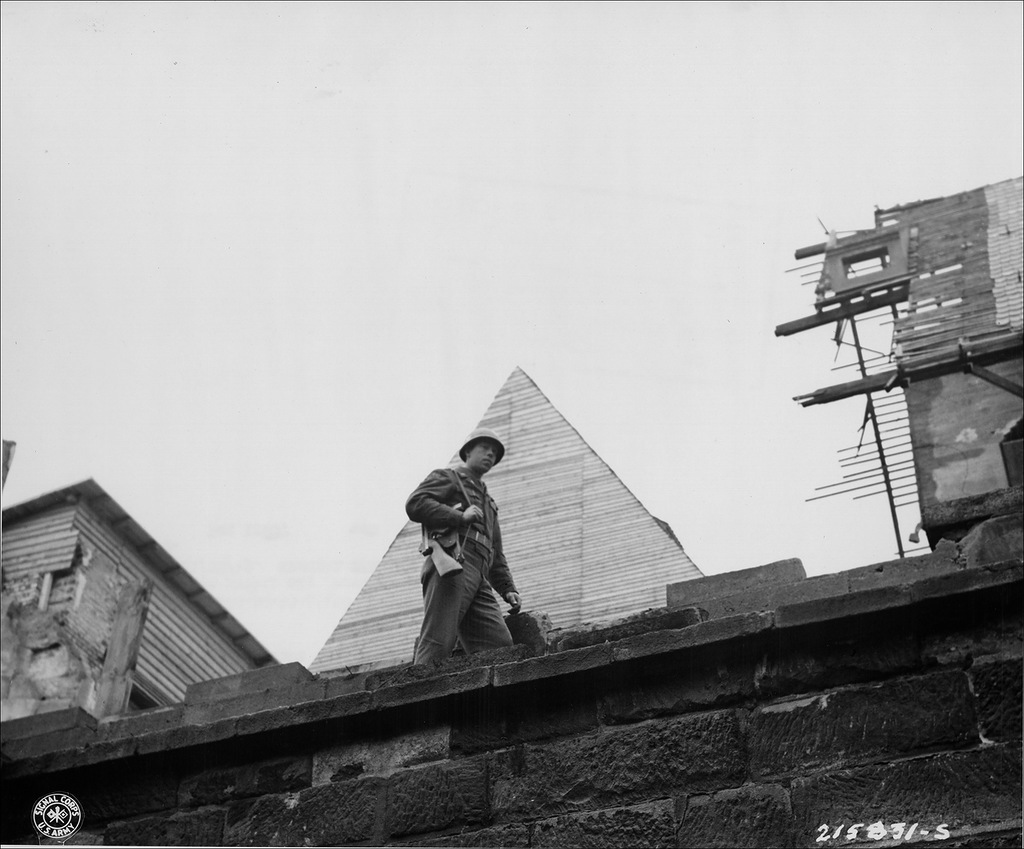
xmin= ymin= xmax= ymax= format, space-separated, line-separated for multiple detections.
xmin=448 ymin=468 xmax=473 ymax=508
xmin=447 ymin=468 xmax=473 ymax=550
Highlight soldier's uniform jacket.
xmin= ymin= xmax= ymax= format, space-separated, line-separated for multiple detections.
xmin=406 ymin=466 xmax=517 ymax=599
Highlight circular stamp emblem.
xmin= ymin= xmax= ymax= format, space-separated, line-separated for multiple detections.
xmin=32 ymin=793 xmax=82 ymax=841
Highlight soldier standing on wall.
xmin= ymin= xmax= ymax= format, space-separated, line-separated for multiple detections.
xmin=406 ymin=428 xmax=522 ymax=665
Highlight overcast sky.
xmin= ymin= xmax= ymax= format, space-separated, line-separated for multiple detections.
xmin=2 ymin=1 xmax=1022 ymax=665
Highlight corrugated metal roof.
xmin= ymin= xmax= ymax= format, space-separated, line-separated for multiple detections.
xmin=2 ymin=479 xmax=276 ymax=670
xmin=311 ymin=367 xmax=702 ymax=673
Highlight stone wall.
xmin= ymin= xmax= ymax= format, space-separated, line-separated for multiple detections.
xmin=1 ymin=515 xmax=1021 ymax=848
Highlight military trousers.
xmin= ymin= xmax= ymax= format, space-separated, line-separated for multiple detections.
xmin=414 ymin=550 xmax=513 ymax=665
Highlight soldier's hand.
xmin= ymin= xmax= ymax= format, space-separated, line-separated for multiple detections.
xmin=504 ymin=592 xmax=522 ymax=613
xmin=462 ymin=505 xmax=484 ymax=525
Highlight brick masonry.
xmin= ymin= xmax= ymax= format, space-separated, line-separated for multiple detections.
xmin=1 ymin=515 xmax=1021 ymax=847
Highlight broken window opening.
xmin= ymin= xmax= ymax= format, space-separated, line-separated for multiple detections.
xmin=844 ymin=247 xmax=891 ymax=280
xmin=128 ymin=685 xmax=160 ymax=712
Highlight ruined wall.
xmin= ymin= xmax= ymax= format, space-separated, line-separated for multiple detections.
xmin=906 ymin=361 xmax=1023 ymax=515
xmin=1 ymin=544 xmax=127 ymax=721
xmin=894 ymin=179 xmax=1024 ymax=538
xmin=1 ymin=515 xmax=1021 ymax=848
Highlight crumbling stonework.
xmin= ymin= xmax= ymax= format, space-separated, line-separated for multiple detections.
xmin=1 ymin=515 xmax=1021 ymax=847
xmin=1 ymin=544 xmax=143 ymax=722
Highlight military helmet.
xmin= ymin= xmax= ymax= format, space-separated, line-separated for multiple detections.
xmin=459 ymin=427 xmax=506 ymax=464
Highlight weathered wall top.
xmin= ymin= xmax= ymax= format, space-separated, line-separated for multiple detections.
xmin=2 ymin=514 xmax=1021 ymax=847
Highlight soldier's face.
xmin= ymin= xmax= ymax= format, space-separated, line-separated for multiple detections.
xmin=465 ymin=440 xmax=499 ymax=475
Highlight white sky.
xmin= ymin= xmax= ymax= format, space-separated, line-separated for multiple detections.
xmin=2 ymin=1 xmax=1022 ymax=666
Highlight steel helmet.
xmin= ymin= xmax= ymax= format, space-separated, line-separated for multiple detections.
xmin=459 ymin=428 xmax=506 ymax=464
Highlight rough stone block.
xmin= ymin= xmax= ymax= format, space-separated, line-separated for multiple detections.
xmin=224 ymin=778 xmax=382 ymax=846
xmin=491 ymin=709 xmax=746 ymax=821
xmin=0 ymin=726 xmax=101 ymax=763
xmin=371 ymin=666 xmax=493 ymax=710
xmin=183 ymin=662 xmax=315 ymax=703
xmin=105 ymin=809 xmax=225 ymax=847
xmin=922 ymin=486 xmax=1022 ymax=540
xmin=945 ymin=825 xmax=1024 ymax=848
xmin=420 ymin=823 xmax=531 ymax=847
xmin=384 ymin=758 xmax=489 ymax=838
xmin=970 ymin=659 xmax=1023 ymax=742
xmin=551 ymin=607 xmax=707 ymax=652
xmin=505 ymin=610 xmax=552 ymax=655
xmin=602 ymin=644 xmax=756 ymax=723
xmin=678 ymin=784 xmax=795 ymax=849
xmin=75 ymin=765 xmax=179 ymax=821
xmin=846 ymin=542 xmax=961 ymax=593
xmin=286 ymin=689 xmax=373 ymax=727
xmin=775 ymin=585 xmax=914 ymax=630
xmin=366 ymin=647 xmax=525 ymax=692
xmin=911 ymin=562 xmax=1022 ymax=605
xmin=447 ymin=689 xmax=510 ymax=755
xmin=699 ymin=573 xmax=849 ymax=621
xmin=0 ymin=706 xmax=97 ymax=740
xmin=610 ymin=612 xmax=774 ymax=664
xmin=492 ymin=644 xmax=613 ymax=688
xmin=182 ymin=679 xmax=325 ymax=725
xmin=532 ymin=799 xmax=677 ymax=848
xmin=297 ymin=780 xmax=384 ymax=845
xmin=667 ymin=559 xmax=806 ymax=609
xmin=312 ymin=725 xmax=450 ymax=784
xmin=959 ymin=514 xmax=1024 ymax=568
xmin=453 ymin=674 xmax=601 ymax=755
xmin=790 ymin=744 xmax=1022 ymax=844
xmin=179 ymin=756 xmax=312 ymax=806
xmin=320 ymin=669 xmax=371 ymax=698
xmin=512 ymin=677 xmax=601 ymax=744
xmin=162 ymin=716 xmax=239 ymax=752
xmin=921 ymin=608 xmax=1024 ymax=667
xmin=750 ymin=670 xmax=978 ymax=777
xmin=755 ymin=628 xmax=920 ymax=698
xmin=96 ymin=706 xmax=184 ymax=741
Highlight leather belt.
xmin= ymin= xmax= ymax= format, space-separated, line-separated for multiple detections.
xmin=464 ymin=529 xmax=492 ymax=552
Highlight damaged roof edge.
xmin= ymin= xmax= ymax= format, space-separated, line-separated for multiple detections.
xmin=2 ymin=478 xmax=277 ymax=668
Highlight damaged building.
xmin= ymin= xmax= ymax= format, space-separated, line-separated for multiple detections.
xmin=778 ymin=175 xmax=1022 ymax=550
xmin=1 ymin=479 xmax=276 ymax=722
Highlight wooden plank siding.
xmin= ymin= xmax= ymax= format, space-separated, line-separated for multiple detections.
xmin=3 ymin=481 xmax=275 ymax=711
xmin=893 ymin=177 xmax=1024 ymax=519
xmin=72 ymin=502 xmax=255 ymax=703
xmin=893 ymin=178 xmax=1023 ymax=372
xmin=1 ymin=504 xmax=80 ymax=582
xmin=985 ymin=177 xmax=1023 ymax=333
xmin=311 ymin=367 xmax=701 ymax=673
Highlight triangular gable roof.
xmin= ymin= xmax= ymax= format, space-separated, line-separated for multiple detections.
xmin=310 ymin=368 xmax=701 ymax=672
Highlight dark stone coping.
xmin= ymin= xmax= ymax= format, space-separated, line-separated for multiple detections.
xmin=2 ymin=516 xmax=1020 ymax=779
xmin=922 ymin=486 xmax=1023 ymax=541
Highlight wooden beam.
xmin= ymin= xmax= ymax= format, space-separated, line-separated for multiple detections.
xmin=794 ymin=241 xmax=827 ymax=260
xmin=795 ymin=339 xmax=1023 ymax=407
xmin=775 ymin=283 xmax=909 ymax=337
xmin=966 ymin=364 xmax=1024 ymax=399
xmin=93 ymin=578 xmax=153 ymax=718
xmin=37 ymin=571 xmax=54 ymax=611
xmin=794 ymin=372 xmax=897 ymax=407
